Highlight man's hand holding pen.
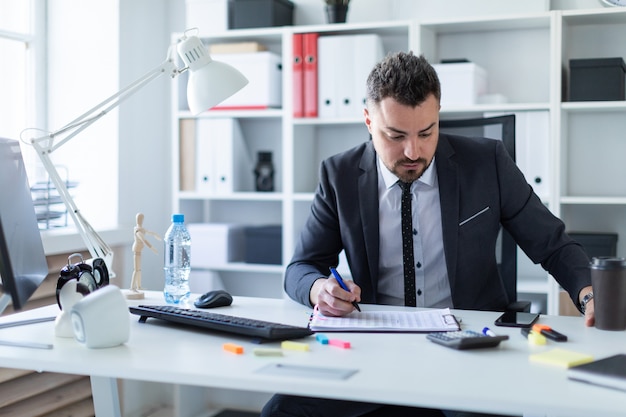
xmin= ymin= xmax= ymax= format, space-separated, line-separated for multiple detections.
xmin=310 ymin=268 xmax=362 ymax=317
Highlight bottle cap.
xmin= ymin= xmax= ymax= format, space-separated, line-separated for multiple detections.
xmin=172 ymin=213 xmax=184 ymax=223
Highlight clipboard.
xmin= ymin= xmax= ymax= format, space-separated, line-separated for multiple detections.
xmin=308 ymin=308 xmax=460 ymax=333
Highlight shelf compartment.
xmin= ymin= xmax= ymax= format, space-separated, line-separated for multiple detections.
xmin=561 ymin=9 xmax=626 ymax=103
xmin=418 ymin=14 xmax=552 ymax=105
xmin=292 ymin=124 xmax=369 ymax=193
xmin=177 ymin=199 xmax=282 ymax=225
xmin=194 ymin=262 xmax=284 ymax=273
xmin=560 ymin=204 xmax=626 ymax=258
xmin=560 ymin=110 xmax=626 ymax=198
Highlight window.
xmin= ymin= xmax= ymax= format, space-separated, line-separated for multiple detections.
xmin=46 ymin=2 xmax=119 ymax=232
xmin=0 ymin=0 xmax=43 ymax=176
xmin=1 ymin=1 xmax=119 ymax=233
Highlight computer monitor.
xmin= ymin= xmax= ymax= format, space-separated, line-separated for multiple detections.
xmin=0 ymin=137 xmax=48 ymax=313
xmin=439 ymin=114 xmax=523 ymax=310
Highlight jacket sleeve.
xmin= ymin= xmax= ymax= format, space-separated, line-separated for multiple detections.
xmin=284 ymin=159 xmax=344 ymax=307
xmin=495 ymin=140 xmax=591 ymax=310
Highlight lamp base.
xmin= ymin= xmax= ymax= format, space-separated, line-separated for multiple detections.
xmin=123 ymin=289 xmax=145 ymax=300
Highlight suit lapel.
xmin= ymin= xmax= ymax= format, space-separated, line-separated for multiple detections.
xmin=435 ymin=134 xmax=460 ymax=293
xmin=359 ymin=141 xmax=380 ymax=301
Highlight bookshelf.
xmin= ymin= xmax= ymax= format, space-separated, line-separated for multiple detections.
xmin=171 ymin=8 xmax=626 ymax=314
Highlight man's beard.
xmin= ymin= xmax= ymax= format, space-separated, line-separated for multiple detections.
xmin=391 ymin=157 xmax=431 ymax=183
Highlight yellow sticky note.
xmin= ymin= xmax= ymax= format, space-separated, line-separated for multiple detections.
xmin=281 ymin=340 xmax=310 ymax=351
xmin=529 ymin=348 xmax=594 ymax=368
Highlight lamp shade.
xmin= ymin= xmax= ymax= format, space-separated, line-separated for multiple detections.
xmin=177 ymin=35 xmax=249 ymax=115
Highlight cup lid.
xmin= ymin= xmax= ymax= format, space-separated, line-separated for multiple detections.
xmin=591 ymin=256 xmax=626 ymax=269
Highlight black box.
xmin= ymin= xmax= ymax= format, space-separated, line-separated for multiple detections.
xmin=568 ymin=232 xmax=618 ymax=259
xmin=569 ymin=57 xmax=626 ymax=101
xmin=244 ymin=225 xmax=282 ymax=264
xmin=230 ymin=0 xmax=294 ymax=29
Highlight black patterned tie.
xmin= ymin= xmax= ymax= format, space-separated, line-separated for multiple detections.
xmin=399 ymin=181 xmax=416 ymax=307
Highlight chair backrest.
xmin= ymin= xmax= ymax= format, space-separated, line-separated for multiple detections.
xmin=439 ymin=115 xmax=518 ymax=305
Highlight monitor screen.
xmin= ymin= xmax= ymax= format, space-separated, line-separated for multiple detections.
xmin=0 ymin=138 xmax=48 ymax=311
xmin=439 ymin=114 xmax=516 ymax=161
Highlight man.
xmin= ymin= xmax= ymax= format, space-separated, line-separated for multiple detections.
xmin=261 ymin=52 xmax=595 ymax=417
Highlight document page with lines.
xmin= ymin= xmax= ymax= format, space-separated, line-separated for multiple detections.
xmin=309 ymin=308 xmax=460 ymax=332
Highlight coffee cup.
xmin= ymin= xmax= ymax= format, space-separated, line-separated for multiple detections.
xmin=590 ymin=257 xmax=626 ymax=331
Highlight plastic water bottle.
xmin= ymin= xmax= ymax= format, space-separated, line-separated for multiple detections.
xmin=163 ymin=213 xmax=191 ymax=304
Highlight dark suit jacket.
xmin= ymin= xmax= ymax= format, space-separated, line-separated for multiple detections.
xmin=285 ymin=134 xmax=591 ymax=311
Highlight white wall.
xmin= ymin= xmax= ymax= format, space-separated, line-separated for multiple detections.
xmin=117 ymin=0 xmax=186 ymax=292
xmin=47 ymin=0 xmax=119 ymax=233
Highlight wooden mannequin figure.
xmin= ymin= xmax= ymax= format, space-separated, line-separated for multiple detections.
xmin=125 ymin=212 xmax=161 ymax=300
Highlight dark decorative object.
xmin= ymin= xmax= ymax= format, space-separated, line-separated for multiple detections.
xmin=254 ymin=151 xmax=275 ymax=192
xmin=324 ymin=0 xmax=349 ymax=23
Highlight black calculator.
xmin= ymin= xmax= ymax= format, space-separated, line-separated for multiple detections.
xmin=427 ymin=330 xmax=509 ymax=350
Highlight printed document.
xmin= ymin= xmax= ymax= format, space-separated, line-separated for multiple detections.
xmin=309 ymin=308 xmax=460 ymax=332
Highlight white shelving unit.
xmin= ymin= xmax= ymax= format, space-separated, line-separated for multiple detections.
xmin=171 ymin=8 xmax=626 ymax=314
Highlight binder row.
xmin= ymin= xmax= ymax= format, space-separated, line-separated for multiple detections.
xmin=293 ymin=33 xmax=384 ymax=119
xmin=179 ymin=118 xmax=254 ymax=195
xmin=293 ymin=33 xmax=319 ymax=118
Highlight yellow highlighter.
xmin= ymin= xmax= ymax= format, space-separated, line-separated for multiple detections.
xmin=521 ymin=327 xmax=546 ymax=345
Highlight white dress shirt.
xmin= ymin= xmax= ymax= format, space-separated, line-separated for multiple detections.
xmin=376 ymin=157 xmax=452 ymax=307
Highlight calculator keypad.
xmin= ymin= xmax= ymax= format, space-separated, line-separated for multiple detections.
xmin=427 ymin=330 xmax=509 ymax=350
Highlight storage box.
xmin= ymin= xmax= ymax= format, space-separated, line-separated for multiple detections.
xmin=230 ymin=0 xmax=294 ymax=29
xmin=243 ymin=225 xmax=282 ymax=264
xmin=211 ymin=51 xmax=282 ymax=109
xmin=187 ymin=223 xmax=245 ymax=267
xmin=569 ymin=58 xmax=626 ymax=101
xmin=432 ymin=62 xmax=487 ymax=107
xmin=185 ymin=0 xmax=229 ymax=36
xmin=568 ymin=232 xmax=618 ymax=259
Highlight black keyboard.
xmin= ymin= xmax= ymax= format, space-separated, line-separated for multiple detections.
xmin=129 ymin=305 xmax=314 ymax=341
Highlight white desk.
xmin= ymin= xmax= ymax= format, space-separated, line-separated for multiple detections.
xmin=0 ymin=292 xmax=625 ymax=417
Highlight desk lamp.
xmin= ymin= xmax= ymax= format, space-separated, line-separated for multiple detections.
xmin=26 ymin=28 xmax=248 ymax=275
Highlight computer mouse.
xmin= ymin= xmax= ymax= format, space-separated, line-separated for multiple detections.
xmin=194 ymin=290 xmax=233 ymax=309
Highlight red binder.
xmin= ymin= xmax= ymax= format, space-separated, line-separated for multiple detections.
xmin=303 ymin=33 xmax=319 ymax=118
xmin=292 ymin=33 xmax=304 ymax=118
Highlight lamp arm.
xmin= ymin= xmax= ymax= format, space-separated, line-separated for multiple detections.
xmin=36 ymin=148 xmax=113 ymax=267
xmin=32 ymin=57 xmax=180 ymax=153
xmin=28 ymin=54 xmax=181 ymax=275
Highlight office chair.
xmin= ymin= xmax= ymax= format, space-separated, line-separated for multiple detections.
xmin=439 ymin=115 xmax=531 ymax=313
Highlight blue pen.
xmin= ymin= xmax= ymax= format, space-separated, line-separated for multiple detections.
xmin=329 ymin=267 xmax=361 ymax=312
xmin=482 ymin=327 xmax=497 ymax=337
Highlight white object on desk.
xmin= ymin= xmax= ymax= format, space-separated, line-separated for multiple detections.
xmin=71 ymin=285 xmax=130 ymax=348
xmin=55 ymin=279 xmax=85 ymax=338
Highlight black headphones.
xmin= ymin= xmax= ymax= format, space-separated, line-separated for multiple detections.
xmin=55 ymin=253 xmax=110 ymax=309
